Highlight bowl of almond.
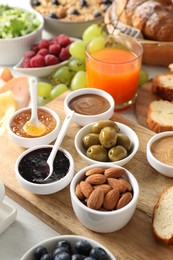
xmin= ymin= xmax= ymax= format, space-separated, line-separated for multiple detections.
xmin=70 ymin=164 xmax=139 ymax=233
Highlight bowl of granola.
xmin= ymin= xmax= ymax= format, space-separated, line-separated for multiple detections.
xmin=31 ymin=0 xmax=112 ymax=38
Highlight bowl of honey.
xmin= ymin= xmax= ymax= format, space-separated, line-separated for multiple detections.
xmin=7 ymin=106 xmax=61 ymax=148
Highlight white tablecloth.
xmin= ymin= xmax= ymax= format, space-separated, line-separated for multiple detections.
xmin=0 ymin=0 xmax=169 ymax=259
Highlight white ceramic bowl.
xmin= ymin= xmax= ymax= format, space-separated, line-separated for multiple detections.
xmin=75 ymin=121 xmax=139 ymax=166
xmin=64 ymin=88 xmax=115 ymax=127
xmin=0 ymin=7 xmax=44 ymax=66
xmin=7 ymin=106 xmax=61 ymax=148
xmin=147 ymin=131 xmax=173 ymax=178
xmin=70 ymin=164 xmax=139 ymax=233
xmin=15 ymin=145 xmax=74 ymax=195
xmin=21 ymin=235 xmax=116 ymax=260
xmin=0 ymin=180 xmax=5 ymax=203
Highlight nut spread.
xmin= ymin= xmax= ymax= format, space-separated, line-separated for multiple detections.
xmin=151 ymin=136 xmax=173 ymax=166
xmin=68 ymin=94 xmax=110 ymax=115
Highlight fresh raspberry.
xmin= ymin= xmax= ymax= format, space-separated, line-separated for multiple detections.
xmin=59 ymin=46 xmax=70 ymax=61
xmin=30 ymin=55 xmax=46 ymax=67
xmin=37 ymin=48 xmax=49 ymax=57
xmin=57 ymin=34 xmax=72 ymax=47
xmin=24 ymin=50 xmax=35 ymax=59
xmin=38 ymin=39 xmax=49 ymax=49
xmin=31 ymin=43 xmax=39 ymax=52
xmin=22 ymin=58 xmax=31 ymax=68
xmin=48 ymin=44 xmax=61 ymax=56
xmin=44 ymin=54 xmax=60 ymax=66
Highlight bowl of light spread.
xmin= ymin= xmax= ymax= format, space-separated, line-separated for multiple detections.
xmin=147 ymin=131 xmax=173 ymax=177
xmin=64 ymin=88 xmax=115 ymax=126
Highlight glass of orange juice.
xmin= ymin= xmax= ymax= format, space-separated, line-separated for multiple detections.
xmin=85 ymin=34 xmax=143 ymax=111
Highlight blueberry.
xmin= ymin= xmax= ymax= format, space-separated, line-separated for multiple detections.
xmin=54 ymin=251 xmax=71 ymax=260
xmin=40 ymin=253 xmax=53 ymax=260
xmin=70 ymin=9 xmax=80 ymax=15
xmin=84 ymin=257 xmax=96 ymax=260
xmin=75 ymin=240 xmax=92 ymax=256
xmin=90 ymin=247 xmax=109 ymax=260
xmin=34 ymin=246 xmax=48 ymax=260
xmin=80 ymin=0 xmax=88 ymax=7
xmin=94 ymin=12 xmax=102 ymax=18
xmin=32 ymin=0 xmax=41 ymax=6
xmin=53 ymin=247 xmax=70 ymax=257
xmin=48 ymin=13 xmax=59 ymax=19
xmin=51 ymin=0 xmax=59 ymax=5
xmin=72 ymin=254 xmax=85 ymax=260
xmin=56 ymin=240 xmax=72 ymax=252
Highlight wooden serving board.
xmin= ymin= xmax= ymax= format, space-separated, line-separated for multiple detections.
xmin=135 ymin=80 xmax=157 ymax=129
xmin=1 ymin=91 xmax=173 ymax=259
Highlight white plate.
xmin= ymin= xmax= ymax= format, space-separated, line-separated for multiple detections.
xmin=13 ymin=59 xmax=68 ymax=77
xmin=0 ymin=201 xmax=17 ymax=234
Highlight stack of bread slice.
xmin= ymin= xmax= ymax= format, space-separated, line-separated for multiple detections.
xmin=147 ymin=67 xmax=173 ymax=133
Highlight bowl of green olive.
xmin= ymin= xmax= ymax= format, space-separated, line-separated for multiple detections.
xmin=74 ymin=120 xmax=139 ymax=166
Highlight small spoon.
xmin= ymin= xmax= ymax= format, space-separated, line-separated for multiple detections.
xmin=35 ymin=110 xmax=75 ymax=182
xmin=23 ymin=77 xmax=46 ymax=136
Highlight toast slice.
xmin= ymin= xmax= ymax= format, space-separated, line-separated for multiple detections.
xmin=152 ymin=186 xmax=173 ymax=246
xmin=152 ymin=73 xmax=173 ymax=101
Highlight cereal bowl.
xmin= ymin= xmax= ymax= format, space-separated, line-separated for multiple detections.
xmin=21 ymin=235 xmax=116 ymax=260
xmin=147 ymin=131 xmax=173 ymax=178
xmin=0 ymin=6 xmax=44 ymax=66
xmin=70 ymin=164 xmax=139 ymax=233
xmin=7 ymin=106 xmax=61 ymax=148
xmin=75 ymin=121 xmax=139 ymax=166
xmin=64 ymin=88 xmax=115 ymax=126
xmin=15 ymin=145 xmax=74 ymax=195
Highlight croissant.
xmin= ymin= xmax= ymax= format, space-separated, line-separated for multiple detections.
xmin=115 ymin=0 xmax=173 ymax=41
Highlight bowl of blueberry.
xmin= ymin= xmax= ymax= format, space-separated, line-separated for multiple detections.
xmin=30 ymin=0 xmax=112 ymax=38
xmin=20 ymin=235 xmax=116 ymax=260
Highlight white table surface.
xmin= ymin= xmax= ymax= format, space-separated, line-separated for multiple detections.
xmin=0 ymin=1 xmax=169 ymax=259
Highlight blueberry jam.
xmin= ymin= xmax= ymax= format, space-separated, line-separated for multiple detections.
xmin=18 ymin=148 xmax=70 ymax=184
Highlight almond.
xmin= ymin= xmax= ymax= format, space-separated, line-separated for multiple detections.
xmin=75 ymin=183 xmax=85 ymax=200
xmin=104 ymin=167 xmax=126 ymax=178
xmin=103 ymin=189 xmax=120 ymax=210
xmin=116 ymin=192 xmax=133 ymax=209
xmin=85 ymin=167 xmax=105 ymax=176
xmin=93 ymin=184 xmax=112 ymax=194
xmin=87 ymin=187 xmax=104 ymax=210
xmin=118 ymin=178 xmax=132 ymax=192
xmin=85 ymin=173 xmax=106 ymax=185
xmin=107 ymin=178 xmax=124 ymax=192
xmin=80 ymin=181 xmax=93 ymax=198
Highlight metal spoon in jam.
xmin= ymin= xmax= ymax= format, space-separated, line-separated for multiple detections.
xmin=23 ymin=77 xmax=46 ymax=136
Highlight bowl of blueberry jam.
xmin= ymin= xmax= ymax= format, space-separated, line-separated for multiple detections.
xmin=20 ymin=235 xmax=116 ymax=260
xmin=15 ymin=144 xmax=74 ymax=195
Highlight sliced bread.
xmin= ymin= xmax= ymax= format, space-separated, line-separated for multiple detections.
xmin=152 ymin=185 xmax=173 ymax=246
xmin=152 ymin=73 xmax=173 ymax=101
xmin=147 ymin=100 xmax=173 ymax=133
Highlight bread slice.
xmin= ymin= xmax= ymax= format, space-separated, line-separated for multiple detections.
xmin=152 ymin=73 xmax=173 ymax=101
xmin=147 ymin=100 xmax=173 ymax=133
xmin=152 ymin=186 xmax=173 ymax=246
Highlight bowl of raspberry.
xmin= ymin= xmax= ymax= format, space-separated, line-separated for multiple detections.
xmin=13 ymin=34 xmax=76 ymax=77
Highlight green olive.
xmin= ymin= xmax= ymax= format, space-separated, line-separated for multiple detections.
xmin=99 ymin=127 xmax=117 ymax=148
xmin=91 ymin=120 xmax=119 ymax=134
xmin=108 ymin=145 xmax=127 ymax=161
xmin=82 ymin=133 xmax=100 ymax=149
xmin=86 ymin=145 xmax=108 ymax=162
xmin=116 ymin=133 xmax=132 ymax=151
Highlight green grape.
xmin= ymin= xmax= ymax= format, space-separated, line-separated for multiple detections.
xmin=50 ymin=83 xmax=68 ymax=100
xmin=70 ymin=71 xmax=87 ymax=91
xmin=38 ymin=96 xmax=52 ymax=106
xmin=37 ymin=82 xmax=53 ymax=98
xmin=138 ymin=70 xmax=149 ymax=87
xmin=68 ymin=58 xmax=86 ymax=72
xmin=82 ymin=24 xmax=102 ymax=43
xmin=87 ymin=36 xmax=106 ymax=54
xmin=49 ymin=66 xmax=75 ymax=86
xmin=69 ymin=41 xmax=86 ymax=60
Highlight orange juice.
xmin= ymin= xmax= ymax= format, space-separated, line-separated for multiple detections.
xmin=86 ymin=47 xmax=142 ymax=110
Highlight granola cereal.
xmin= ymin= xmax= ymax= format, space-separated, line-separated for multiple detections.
xmin=32 ymin=0 xmax=112 ymax=22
